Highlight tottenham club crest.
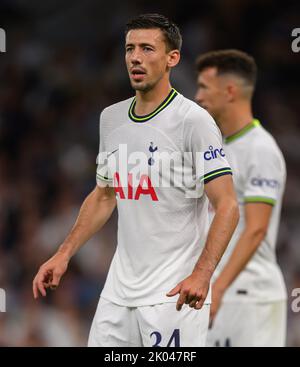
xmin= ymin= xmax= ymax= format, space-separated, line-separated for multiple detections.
xmin=148 ymin=142 xmax=158 ymax=166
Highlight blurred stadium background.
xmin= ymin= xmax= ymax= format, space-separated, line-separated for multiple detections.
xmin=0 ymin=0 xmax=299 ymax=346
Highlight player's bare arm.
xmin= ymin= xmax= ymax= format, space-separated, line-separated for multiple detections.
xmin=210 ymin=202 xmax=272 ymax=323
xmin=32 ymin=185 xmax=116 ymax=299
xmin=167 ymin=174 xmax=239 ymax=311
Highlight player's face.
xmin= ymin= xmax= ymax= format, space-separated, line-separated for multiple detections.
xmin=125 ymin=28 xmax=176 ymax=92
xmin=195 ymin=67 xmax=228 ymax=122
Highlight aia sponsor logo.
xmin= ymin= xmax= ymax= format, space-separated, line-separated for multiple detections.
xmin=114 ymin=172 xmax=158 ymax=201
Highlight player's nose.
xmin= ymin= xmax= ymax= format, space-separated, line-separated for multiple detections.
xmin=195 ymin=89 xmax=203 ymax=105
xmin=130 ymin=49 xmax=143 ymax=64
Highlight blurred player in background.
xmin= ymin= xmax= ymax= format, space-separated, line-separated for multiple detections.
xmin=33 ymin=14 xmax=239 ymax=347
xmin=195 ymin=49 xmax=287 ymax=347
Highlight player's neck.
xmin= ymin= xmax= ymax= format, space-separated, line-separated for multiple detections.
xmin=134 ymin=81 xmax=172 ymax=116
xmin=218 ymin=102 xmax=254 ymax=138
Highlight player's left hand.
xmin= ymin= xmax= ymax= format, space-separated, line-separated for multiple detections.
xmin=166 ymin=272 xmax=210 ymax=311
xmin=209 ymin=283 xmax=225 ymax=328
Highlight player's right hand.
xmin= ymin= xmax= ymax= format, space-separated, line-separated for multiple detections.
xmin=32 ymin=252 xmax=70 ymax=299
xmin=166 ymin=271 xmax=210 ymax=311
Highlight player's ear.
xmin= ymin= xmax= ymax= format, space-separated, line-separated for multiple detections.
xmin=167 ymin=50 xmax=180 ymax=68
xmin=226 ymin=82 xmax=238 ymax=103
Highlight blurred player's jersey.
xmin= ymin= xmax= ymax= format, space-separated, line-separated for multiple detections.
xmin=96 ymin=88 xmax=232 ymax=307
xmin=213 ymin=119 xmax=287 ymax=303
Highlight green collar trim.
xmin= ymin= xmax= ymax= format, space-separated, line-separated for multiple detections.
xmin=128 ymin=88 xmax=178 ymax=123
xmin=224 ymin=119 xmax=261 ymax=144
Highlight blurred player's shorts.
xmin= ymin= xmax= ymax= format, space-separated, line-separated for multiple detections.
xmin=206 ymin=300 xmax=287 ymax=347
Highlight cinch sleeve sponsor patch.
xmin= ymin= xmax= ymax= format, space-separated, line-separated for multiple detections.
xmin=183 ymin=106 xmax=233 ymax=183
xmin=243 ymin=143 xmax=285 ymax=206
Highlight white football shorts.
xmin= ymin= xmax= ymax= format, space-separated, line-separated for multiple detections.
xmin=88 ymin=297 xmax=210 ymax=347
xmin=206 ymin=300 xmax=287 ymax=347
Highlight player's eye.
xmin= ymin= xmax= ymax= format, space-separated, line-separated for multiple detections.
xmin=143 ymin=46 xmax=153 ymax=52
xmin=126 ymin=47 xmax=134 ymax=53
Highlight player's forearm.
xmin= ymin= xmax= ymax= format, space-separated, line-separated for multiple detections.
xmin=57 ymin=186 xmax=116 ymax=259
xmin=214 ymin=227 xmax=266 ymax=291
xmin=193 ymin=198 xmax=239 ymax=280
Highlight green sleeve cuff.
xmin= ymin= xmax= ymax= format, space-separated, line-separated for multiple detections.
xmin=244 ymin=196 xmax=276 ymax=206
xmin=201 ymin=167 xmax=233 ymax=184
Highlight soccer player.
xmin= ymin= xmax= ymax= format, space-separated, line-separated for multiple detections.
xmin=195 ymin=50 xmax=287 ymax=347
xmin=32 ymin=14 xmax=239 ymax=347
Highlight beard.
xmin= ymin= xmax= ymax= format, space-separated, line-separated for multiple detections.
xmin=130 ymin=80 xmax=154 ymax=92
xmin=129 ymin=71 xmax=165 ymax=93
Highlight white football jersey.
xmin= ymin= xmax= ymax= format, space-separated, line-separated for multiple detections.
xmin=213 ymin=119 xmax=287 ymax=303
xmin=96 ymin=88 xmax=232 ymax=307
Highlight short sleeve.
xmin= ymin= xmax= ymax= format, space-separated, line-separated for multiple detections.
xmin=96 ymin=111 xmax=113 ymax=187
xmin=243 ymin=144 xmax=286 ymax=206
xmin=183 ymin=106 xmax=232 ymax=184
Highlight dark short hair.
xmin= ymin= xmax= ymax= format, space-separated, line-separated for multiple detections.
xmin=196 ymin=49 xmax=257 ymax=87
xmin=125 ymin=13 xmax=182 ymax=52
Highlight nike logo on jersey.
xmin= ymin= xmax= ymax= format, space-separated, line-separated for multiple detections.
xmin=107 ymin=148 xmax=119 ymax=158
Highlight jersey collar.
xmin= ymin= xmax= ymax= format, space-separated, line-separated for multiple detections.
xmin=128 ymin=88 xmax=178 ymax=123
xmin=224 ymin=119 xmax=261 ymax=144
